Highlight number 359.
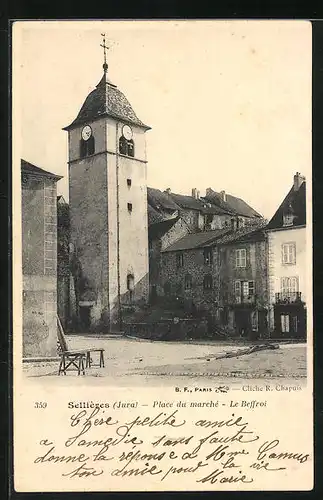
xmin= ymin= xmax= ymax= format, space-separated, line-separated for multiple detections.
xmin=34 ymin=402 xmax=47 ymax=408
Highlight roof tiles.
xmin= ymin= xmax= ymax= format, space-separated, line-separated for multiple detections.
xmin=63 ymin=72 xmax=150 ymax=131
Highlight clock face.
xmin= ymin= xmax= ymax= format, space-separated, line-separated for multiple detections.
xmin=122 ymin=124 xmax=133 ymax=140
xmin=81 ymin=125 xmax=92 ymax=141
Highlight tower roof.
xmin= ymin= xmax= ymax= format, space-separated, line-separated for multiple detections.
xmin=63 ymin=70 xmax=151 ymax=131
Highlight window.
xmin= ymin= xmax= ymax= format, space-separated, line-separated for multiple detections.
xmin=283 ymin=214 xmax=294 ymax=227
xmin=242 ymin=281 xmax=249 ymax=298
xmin=204 ymin=248 xmax=212 ymax=265
xmin=282 ymin=243 xmax=296 ymax=264
xmin=185 ymin=274 xmax=192 ymax=290
xmin=127 ymin=139 xmax=135 ymax=157
xmin=234 ymin=280 xmax=241 ymax=303
xmin=235 ymin=280 xmax=255 ymax=302
xmin=80 ymin=136 xmax=95 ymax=158
xmin=248 ymin=281 xmax=255 ymax=297
xmin=127 ymin=203 xmax=133 ymax=212
xmin=235 ymin=249 xmax=246 ymax=268
xmin=127 ymin=178 xmax=132 ymax=187
xmin=237 ymin=218 xmax=245 ymax=229
xmin=281 ymin=277 xmax=299 ymax=295
xmin=204 ymin=214 xmax=213 ymax=229
xmin=281 ymin=314 xmax=290 ymax=333
xmin=203 ymin=275 xmax=213 ymax=290
xmin=176 ymin=253 xmax=184 ymax=268
xmin=127 ymin=273 xmax=134 ymax=303
xmin=119 ymin=136 xmax=135 ymax=157
xmin=127 ymin=273 xmax=134 ymax=291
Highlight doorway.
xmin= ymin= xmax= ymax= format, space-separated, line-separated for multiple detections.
xmin=234 ymin=309 xmax=251 ymax=337
xmin=79 ymin=306 xmax=91 ymax=330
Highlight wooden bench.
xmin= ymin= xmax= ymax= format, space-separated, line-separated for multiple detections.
xmin=57 ymin=315 xmax=105 ymax=375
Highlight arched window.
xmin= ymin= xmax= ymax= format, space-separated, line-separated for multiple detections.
xmin=203 ymin=275 xmax=213 ymax=290
xmin=119 ymin=137 xmax=135 ymax=157
xmin=80 ymin=136 xmax=95 ymax=158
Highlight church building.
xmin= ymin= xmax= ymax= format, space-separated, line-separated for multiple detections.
xmin=63 ymin=50 xmax=151 ymax=332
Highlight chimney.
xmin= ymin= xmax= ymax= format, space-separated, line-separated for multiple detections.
xmin=192 ymin=188 xmax=200 ymax=199
xmin=220 ymin=190 xmax=226 ymax=202
xmin=206 ymin=187 xmax=213 ymax=197
xmin=293 ymin=172 xmax=305 ymax=191
xmin=165 ymin=188 xmax=171 ymax=195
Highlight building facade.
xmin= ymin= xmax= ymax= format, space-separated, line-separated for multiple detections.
xmin=267 ymin=173 xmax=307 ymax=339
xmin=21 ymin=159 xmax=62 ymax=357
xmin=148 ymin=185 xmax=264 ymax=305
xmin=160 ymin=222 xmax=268 ymax=338
xmin=217 ymin=227 xmax=268 ymax=338
xmin=64 ymin=61 xmax=151 ymax=331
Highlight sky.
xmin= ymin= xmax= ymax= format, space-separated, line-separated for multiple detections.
xmin=13 ymin=20 xmax=311 ymax=220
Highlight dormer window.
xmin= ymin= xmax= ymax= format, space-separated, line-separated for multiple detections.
xmin=283 ymin=213 xmax=294 ymax=227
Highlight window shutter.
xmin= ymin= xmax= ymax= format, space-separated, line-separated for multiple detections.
xmin=282 ymin=245 xmax=288 ymax=264
xmin=281 ymin=277 xmax=287 ymax=293
xmin=241 ymin=249 xmax=246 ymax=267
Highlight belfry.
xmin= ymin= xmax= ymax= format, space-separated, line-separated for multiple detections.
xmin=63 ymin=35 xmax=151 ymax=331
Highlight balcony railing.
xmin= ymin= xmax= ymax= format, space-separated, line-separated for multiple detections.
xmin=275 ymin=292 xmax=302 ymax=304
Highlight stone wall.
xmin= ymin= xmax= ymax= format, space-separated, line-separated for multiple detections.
xmin=160 ymin=246 xmax=220 ymax=314
xmin=160 ymin=235 xmax=268 ymax=337
xmin=69 ymin=152 xmax=109 ymax=329
xmin=22 ymin=175 xmax=58 ymax=358
xmin=149 ymin=217 xmax=190 ymax=298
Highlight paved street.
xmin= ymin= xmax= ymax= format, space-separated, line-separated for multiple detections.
xmin=23 ymin=335 xmax=307 ymax=386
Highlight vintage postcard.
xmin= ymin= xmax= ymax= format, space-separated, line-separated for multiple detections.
xmin=12 ymin=20 xmax=313 ymax=491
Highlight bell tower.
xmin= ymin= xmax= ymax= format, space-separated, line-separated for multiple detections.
xmin=63 ymin=36 xmax=151 ymax=331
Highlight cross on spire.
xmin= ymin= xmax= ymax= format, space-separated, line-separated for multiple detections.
xmin=100 ymin=33 xmax=110 ymax=72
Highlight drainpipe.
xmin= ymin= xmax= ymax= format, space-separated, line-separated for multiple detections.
xmin=116 ymin=122 xmax=122 ymax=331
